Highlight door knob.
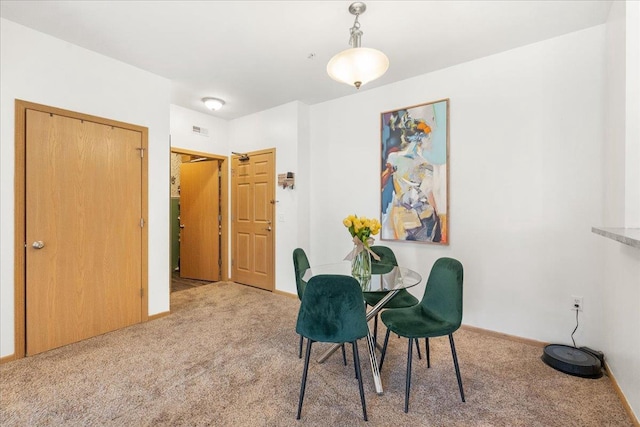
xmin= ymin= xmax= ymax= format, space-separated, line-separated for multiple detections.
xmin=266 ymin=226 xmax=272 ymax=231
xmin=32 ymin=241 xmax=45 ymax=249
xmin=179 ymin=224 xmax=185 ymax=229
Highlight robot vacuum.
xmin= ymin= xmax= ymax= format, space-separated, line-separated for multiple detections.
xmin=542 ymin=344 xmax=603 ymax=378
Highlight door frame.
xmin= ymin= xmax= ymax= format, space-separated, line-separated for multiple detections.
xmin=170 ymin=147 xmax=229 ymax=284
xmin=13 ymin=99 xmax=149 ymax=360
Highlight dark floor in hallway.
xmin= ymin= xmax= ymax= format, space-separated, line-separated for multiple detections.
xmin=171 ymin=271 xmax=213 ymax=292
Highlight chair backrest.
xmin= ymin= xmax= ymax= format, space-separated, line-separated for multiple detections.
xmin=420 ymin=257 xmax=464 ymax=329
xmin=370 ymin=245 xmax=398 ymax=274
xmin=296 ymin=274 xmax=369 ymax=343
xmin=293 ymin=248 xmax=310 ymax=300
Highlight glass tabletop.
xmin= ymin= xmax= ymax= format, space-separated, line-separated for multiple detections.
xmin=302 ymin=262 xmax=422 ymax=293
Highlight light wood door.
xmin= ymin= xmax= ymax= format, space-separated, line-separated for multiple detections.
xmin=231 ymin=150 xmax=275 ymax=290
xmin=25 ymin=109 xmax=143 ymax=355
xmin=179 ymin=160 xmax=220 ymax=281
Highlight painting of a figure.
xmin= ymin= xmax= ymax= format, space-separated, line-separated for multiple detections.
xmin=380 ymin=99 xmax=449 ymax=244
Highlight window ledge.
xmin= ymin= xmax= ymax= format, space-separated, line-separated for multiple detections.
xmin=592 ymin=227 xmax=640 ymax=249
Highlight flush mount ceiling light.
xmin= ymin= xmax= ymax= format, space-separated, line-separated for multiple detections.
xmin=202 ymin=97 xmax=225 ymax=111
xmin=326 ymin=2 xmax=389 ymax=89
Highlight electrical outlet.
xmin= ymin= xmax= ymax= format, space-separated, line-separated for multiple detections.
xmin=571 ymin=296 xmax=584 ymax=312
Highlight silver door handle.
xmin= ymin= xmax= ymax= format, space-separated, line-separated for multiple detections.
xmin=32 ymin=241 xmax=45 ymax=249
xmin=266 ymin=226 xmax=272 ymax=231
xmin=179 ymin=224 xmax=185 ymax=229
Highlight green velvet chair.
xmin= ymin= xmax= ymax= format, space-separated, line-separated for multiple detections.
xmin=295 ymin=274 xmax=370 ymax=421
xmin=379 ymin=257 xmax=465 ymax=412
xmin=363 ymin=246 xmax=421 ymax=355
xmin=293 ymin=248 xmax=310 ymax=358
xmin=293 ymin=248 xmax=347 ymax=364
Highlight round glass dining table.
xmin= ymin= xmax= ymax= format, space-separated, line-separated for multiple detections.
xmin=302 ymin=262 xmax=422 ymax=395
xmin=303 ymin=261 xmax=422 ymax=293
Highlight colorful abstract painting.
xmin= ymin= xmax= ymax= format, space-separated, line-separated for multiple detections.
xmin=380 ymin=99 xmax=449 ymax=244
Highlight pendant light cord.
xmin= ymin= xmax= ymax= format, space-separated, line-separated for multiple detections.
xmin=349 ymin=15 xmax=362 ymax=47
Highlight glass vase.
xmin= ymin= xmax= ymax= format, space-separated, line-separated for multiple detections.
xmin=351 ymin=245 xmax=372 ymax=289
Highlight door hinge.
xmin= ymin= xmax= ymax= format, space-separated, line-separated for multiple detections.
xmin=140 ymin=218 xmax=145 ymax=228
xmin=136 ymin=147 xmax=145 ymax=158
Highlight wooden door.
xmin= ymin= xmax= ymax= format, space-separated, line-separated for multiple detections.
xmin=179 ymin=160 xmax=220 ymax=281
xmin=231 ymin=150 xmax=275 ymax=290
xmin=25 ymin=109 xmax=143 ymax=355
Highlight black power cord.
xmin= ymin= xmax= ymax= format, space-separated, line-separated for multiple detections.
xmin=570 ymin=305 xmax=579 ymax=348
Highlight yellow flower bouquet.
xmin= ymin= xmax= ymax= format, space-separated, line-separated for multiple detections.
xmin=343 ymin=215 xmax=382 ymax=285
xmin=343 ymin=214 xmax=381 ymax=246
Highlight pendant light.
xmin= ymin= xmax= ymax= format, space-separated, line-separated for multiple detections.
xmin=326 ymin=2 xmax=389 ymax=89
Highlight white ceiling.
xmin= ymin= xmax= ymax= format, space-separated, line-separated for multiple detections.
xmin=0 ymin=0 xmax=612 ymax=120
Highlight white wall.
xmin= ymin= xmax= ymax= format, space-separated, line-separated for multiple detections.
xmin=624 ymin=1 xmax=640 ymax=228
xmin=310 ymin=26 xmax=606 ymax=348
xmin=601 ymin=240 xmax=640 ymax=418
xmin=296 ymin=103 xmax=311 ymax=253
xmin=0 ymin=19 xmax=172 ymax=357
xmin=228 ymin=102 xmax=309 ymax=295
xmin=601 ymin=0 xmax=640 ymax=419
xmin=170 ymin=104 xmax=229 ymax=154
xmin=604 ymin=0 xmax=628 ymax=228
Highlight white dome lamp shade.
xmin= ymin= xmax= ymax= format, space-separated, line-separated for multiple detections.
xmin=327 ymin=48 xmax=389 ymax=89
xmin=202 ymin=97 xmax=225 ymax=111
xmin=326 ymin=2 xmax=389 ymax=89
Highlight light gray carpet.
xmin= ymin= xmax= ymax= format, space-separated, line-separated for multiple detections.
xmin=0 ymin=282 xmax=633 ymax=426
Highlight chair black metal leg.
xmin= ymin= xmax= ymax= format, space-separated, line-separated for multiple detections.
xmin=426 ymin=338 xmax=431 ymax=368
xmin=298 ymin=334 xmax=303 ymax=359
xmin=296 ymin=339 xmax=313 ymax=419
xmin=449 ymin=334 xmax=465 ymax=402
xmin=405 ymin=338 xmax=413 ymax=413
xmin=352 ymin=340 xmax=359 ymax=379
xmin=415 ymin=338 xmax=422 ymax=359
xmin=373 ymin=313 xmax=379 ymax=347
xmin=352 ymin=341 xmax=368 ymax=421
xmin=379 ymin=328 xmax=392 ymax=371
xmin=341 ymin=343 xmax=348 ymax=366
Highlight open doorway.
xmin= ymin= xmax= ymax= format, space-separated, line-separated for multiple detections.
xmin=170 ymin=148 xmax=229 ymax=293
